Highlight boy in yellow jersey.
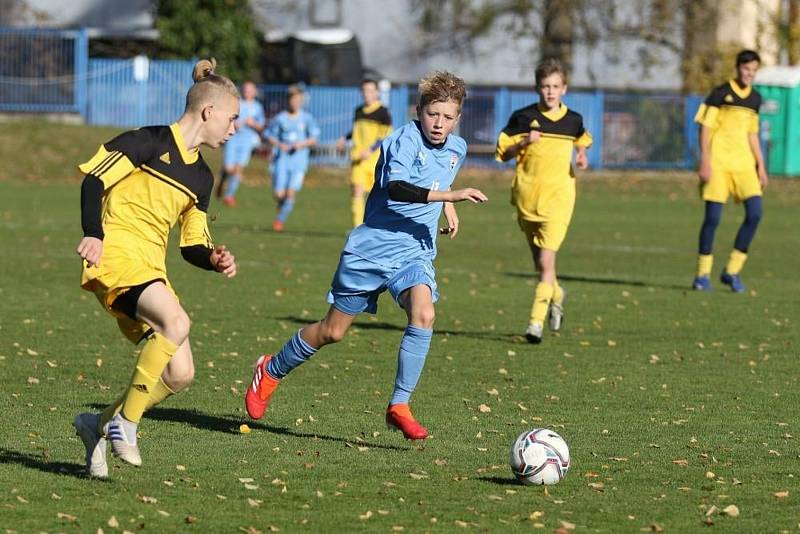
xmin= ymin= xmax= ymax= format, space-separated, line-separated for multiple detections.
xmin=336 ymin=79 xmax=393 ymax=227
xmin=693 ymin=49 xmax=768 ymax=293
xmin=72 ymin=58 xmax=239 ymax=478
xmin=496 ymin=58 xmax=591 ymax=344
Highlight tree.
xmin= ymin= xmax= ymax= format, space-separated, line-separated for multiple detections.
xmin=155 ymin=0 xmax=262 ymax=83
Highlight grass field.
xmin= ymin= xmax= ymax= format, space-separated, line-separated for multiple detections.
xmin=1 ymin=122 xmax=798 ymax=532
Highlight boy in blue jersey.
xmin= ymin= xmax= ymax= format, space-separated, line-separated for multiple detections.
xmin=245 ymin=72 xmax=487 ymax=440
xmin=265 ymin=84 xmax=320 ymax=231
xmin=218 ymin=81 xmax=265 ymax=207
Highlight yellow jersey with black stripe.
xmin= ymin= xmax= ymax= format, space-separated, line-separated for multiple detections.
xmin=694 ymin=80 xmax=761 ymax=171
xmin=350 ymin=102 xmax=392 ymax=162
xmin=496 ymin=103 xmax=592 ymax=222
xmin=78 ymin=123 xmax=214 ymax=293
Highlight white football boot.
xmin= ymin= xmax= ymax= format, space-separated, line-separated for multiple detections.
xmin=525 ymin=322 xmax=544 ymax=344
xmin=548 ymin=288 xmax=566 ymax=332
xmin=73 ymin=412 xmax=108 ymax=478
xmin=107 ymin=413 xmax=142 ymax=467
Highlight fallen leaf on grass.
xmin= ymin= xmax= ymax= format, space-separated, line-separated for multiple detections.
xmin=773 ymin=490 xmax=789 ymax=498
xmin=359 ymin=511 xmax=373 ymax=520
xmin=672 ymin=459 xmax=688 ymax=467
xmin=27 ymin=377 xmax=39 ymax=385
xmin=185 ymin=515 xmax=197 ymax=524
xmin=108 ymin=516 xmax=119 ymax=527
xmin=136 ymin=494 xmax=157 ymax=504
xmin=478 ymin=404 xmax=491 ymax=413
xmin=434 ymin=458 xmax=448 ymax=466
xmin=238 ymin=477 xmax=254 ymax=483
xmin=244 ymin=484 xmax=259 ymax=490
xmin=239 ymin=424 xmax=251 ymax=434
xmin=721 ymin=505 xmax=739 ymax=517
xmin=559 ymin=520 xmax=576 ymax=530
xmin=705 ymin=505 xmax=718 ymax=517
xmin=57 ymin=512 xmax=77 ymax=522
xmin=409 ymin=473 xmax=428 ymax=480
xmin=247 ymin=498 xmax=262 ymax=507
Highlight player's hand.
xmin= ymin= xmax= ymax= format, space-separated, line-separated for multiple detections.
xmin=758 ymin=169 xmax=769 ymax=189
xmin=211 ymin=245 xmax=237 ymax=278
xmin=77 ymin=236 xmax=103 ymax=268
xmin=449 ymin=188 xmax=488 ymax=204
xmin=442 ymin=202 xmax=459 ymax=239
xmin=335 ymin=137 xmax=347 ymax=153
xmin=278 ymin=143 xmax=291 ymax=153
xmin=358 ymin=148 xmax=372 ymax=161
xmin=527 ymin=130 xmax=541 ymax=145
xmin=698 ymin=159 xmax=712 ymax=183
xmin=575 ymin=151 xmax=588 ymax=170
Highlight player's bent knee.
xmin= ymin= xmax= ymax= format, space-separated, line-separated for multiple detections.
xmin=410 ymin=308 xmax=435 ymax=329
xmin=164 ymin=364 xmax=194 ymax=392
xmin=161 ymin=310 xmax=191 ymax=344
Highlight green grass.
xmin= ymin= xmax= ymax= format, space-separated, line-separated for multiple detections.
xmin=1 ymin=122 xmax=799 ymax=532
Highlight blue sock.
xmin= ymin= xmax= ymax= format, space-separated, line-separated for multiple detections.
xmin=277 ymin=197 xmax=295 ymax=223
xmin=224 ymin=173 xmax=241 ymax=197
xmin=698 ymin=201 xmax=723 ymax=255
xmin=390 ymin=325 xmax=433 ymax=405
xmin=267 ymin=330 xmax=317 ymax=379
xmin=733 ymin=196 xmax=763 ymax=253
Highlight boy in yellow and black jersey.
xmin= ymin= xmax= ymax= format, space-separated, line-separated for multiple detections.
xmin=496 ymin=58 xmax=591 ymax=344
xmin=336 ymin=79 xmax=393 ymax=227
xmin=73 ymin=59 xmax=239 ymax=478
xmin=692 ymin=49 xmax=767 ymax=293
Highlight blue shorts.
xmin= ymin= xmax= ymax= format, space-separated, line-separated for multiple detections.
xmin=271 ymin=162 xmax=306 ymax=192
xmin=326 ymin=252 xmax=439 ymax=315
xmin=223 ymin=140 xmax=253 ymax=168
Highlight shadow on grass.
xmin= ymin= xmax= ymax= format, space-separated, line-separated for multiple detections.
xmin=503 ymin=271 xmax=687 ymax=291
xmin=477 ymin=475 xmax=522 ymax=486
xmin=86 ymin=405 xmax=411 ymax=452
xmin=276 ymin=315 xmax=524 ymax=344
xmin=0 ymin=447 xmax=90 ymax=480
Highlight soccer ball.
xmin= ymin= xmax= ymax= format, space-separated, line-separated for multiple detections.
xmin=509 ymin=428 xmax=570 ymax=485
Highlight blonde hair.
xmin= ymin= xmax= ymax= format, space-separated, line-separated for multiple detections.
xmin=418 ymin=71 xmax=466 ymax=110
xmin=287 ymin=83 xmax=305 ymax=98
xmin=185 ymin=58 xmax=240 ymax=111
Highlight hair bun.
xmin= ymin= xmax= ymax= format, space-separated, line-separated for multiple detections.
xmin=192 ymin=58 xmax=218 ymax=82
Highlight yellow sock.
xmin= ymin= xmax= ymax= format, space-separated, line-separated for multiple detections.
xmin=98 ymin=377 xmax=175 ymax=432
xmin=552 ymin=280 xmax=563 ymax=304
xmin=120 ymin=333 xmax=178 ymax=423
xmin=697 ymin=254 xmax=713 ymax=277
xmin=145 ymin=378 xmax=176 ymax=411
xmin=351 ymin=197 xmax=365 ymax=227
xmin=726 ymin=249 xmax=747 ymax=275
xmin=530 ymin=282 xmax=555 ymax=325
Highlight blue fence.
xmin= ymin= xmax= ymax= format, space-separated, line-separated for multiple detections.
xmin=0 ymin=28 xmax=706 ymax=169
xmin=0 ymin=28 xmax=87 ymax=114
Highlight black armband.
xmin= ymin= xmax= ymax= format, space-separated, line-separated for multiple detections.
xmin=180 ymin=245 xmax=215 ymax=271
xmin=387 ymin=180 xmax=430 ymax=203
xmin=80 ymin=174 xmax=104 ymax=239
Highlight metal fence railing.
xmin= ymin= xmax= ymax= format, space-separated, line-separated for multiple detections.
xmin=0 ymin=28 xmax=709 ymax=169
xmin=0 ymin=28 xmax=87 ymax=114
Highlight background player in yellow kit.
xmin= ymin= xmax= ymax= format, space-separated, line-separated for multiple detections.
xmin=693 ymin=49 xmax=768 ymax=293
xmin=496 ymin=58 xmax=591 ymax=344
xmin=336 ymin=78 xmax=393 ymax=227
xmin=72 ymin=58 xmax=238 ymax=478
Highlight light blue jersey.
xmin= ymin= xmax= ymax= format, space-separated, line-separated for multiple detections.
xmin=343 ymin=121 xmax=467 ymax=267
xmin=267 ymin=110 xmax=320 ymax=173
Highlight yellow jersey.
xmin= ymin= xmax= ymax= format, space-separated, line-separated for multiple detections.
xmin=349 ymin=101 xmax=392 ymax=163
xmin=78 ymin=123 xmax=214 ymax=294
xmin=694 ymin=80 xmax=761 ymax=171
xmin=496 ymin=103 xmax=592 ymax=222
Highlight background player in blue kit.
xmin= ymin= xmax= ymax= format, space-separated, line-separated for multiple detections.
xmin=217 ymin=81 xmax=265 ymax=207
xmin=245 ymin=72 xmax=487 ymax=440
xmin=265 ymin=84 xmax=320 ymax=232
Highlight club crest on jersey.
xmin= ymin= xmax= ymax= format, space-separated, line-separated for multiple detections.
xmin=724 ymin=94 xmax=734 ymax=103
xmin=530 ymin=119 xmax=541 ymax=129
xmin=450 ymin=153 xmax=458 ymax=170
xmin=416 ymin=151 xmax=427 ymax=165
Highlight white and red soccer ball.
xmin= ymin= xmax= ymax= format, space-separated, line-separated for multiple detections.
xmin=509 ymin=428 xmax=570 ymax=485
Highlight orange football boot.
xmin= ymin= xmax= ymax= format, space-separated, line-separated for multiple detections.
xmin=386 ymin=403 xmax=429 ymax=440
xmin=245 ymin=355 xmax=280 ymax=420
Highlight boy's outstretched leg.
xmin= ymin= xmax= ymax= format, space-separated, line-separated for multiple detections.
xmin=527 ymin=247 xmax=556 ymax=344
xmin=694 ymin=201 xmax=723 ymax=291
xmin=548 ymin=280 xmax=566 ymax=332
xmin=246 ymin=307 xmax=354 ymax=419
xmin=387 ymin=285 xmax=434 ymax=440
xmin=721 ymin=196 xmax=761 ymax=293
